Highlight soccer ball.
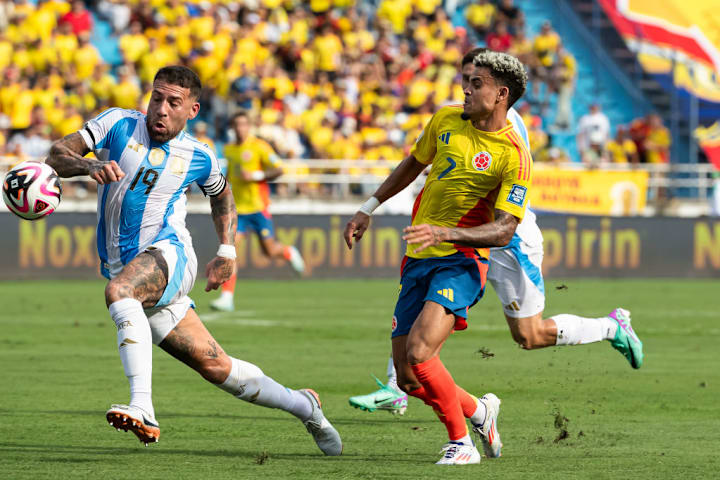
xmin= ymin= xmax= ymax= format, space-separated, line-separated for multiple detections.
xmin=2 ymin=161 xmax=62 ymax=220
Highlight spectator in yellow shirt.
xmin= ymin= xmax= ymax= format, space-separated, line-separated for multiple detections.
xmin=466 ymin=0 xmax=495 ymax=39
xmin=110 ymin=65 xmax=141 ymax=110
xmin=313 ymin=24 xmax=343 ymax=77
xmin=73 ymin=33 xmax=101 ymax=80
xmin=606 ymin=126 xmax=639 ymax=164
xmin=56 ymin=103 xmax=84 ymax=138
xmin=644 ymin=114 xmax=671 ymax=163
xmin=191 ymin=121 xmax=216 ymax=154
xmin=10 ymin=78 xmax=35 ymax=130
xmin=89 ymin=63 xmax=116 ymax=106
xmin=120 ymin=21 xmax=150 ymax=64
xmin=53 ymin=21 xmax=79 ymax=65
xmin=534 ymin=21 xmax=561 ymax=68
xmin=28 ymin=0 xmax=58 ymax=42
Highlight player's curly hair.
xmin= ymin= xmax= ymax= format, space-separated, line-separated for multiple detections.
xmin=154 ymin=66 xmax=202 ymax=100
xmin=466 ymin=49 xmax=528 ymax=107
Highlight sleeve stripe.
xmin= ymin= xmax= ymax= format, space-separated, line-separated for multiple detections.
xmin=506 ymin=131 xmax=531 ymax=181
xmin=505 ymin=131 xmax=526 ymax=180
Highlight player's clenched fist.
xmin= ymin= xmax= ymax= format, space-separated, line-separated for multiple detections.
xmin=343 ymin=212 xmax=370 ymax=249
xmin=205 ymin=256 xmax=235 ymax=292
xmin=89 ymin=160 xmax=125 ymax=184
xmin=402 ymin=224 xmax=450 ymax=253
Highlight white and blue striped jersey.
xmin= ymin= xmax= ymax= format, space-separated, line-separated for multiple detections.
xmin=505 ymin=107 xmax=542 ymax=248
xmin=79 ymin=108 xmax=226 ymax=279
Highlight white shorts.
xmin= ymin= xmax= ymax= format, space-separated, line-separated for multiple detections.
xmin=488 ymin=237 xmax=546 ymax=318
xmin=137 ymin=239 xmax=198 ymax=344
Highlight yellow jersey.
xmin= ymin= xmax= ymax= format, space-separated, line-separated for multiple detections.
xmin=225 ymin=136 xmax=282 ymax=214
xmin=408 ymin=105 xmax=532 ymax=259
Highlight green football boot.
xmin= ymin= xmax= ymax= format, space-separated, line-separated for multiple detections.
xmin=608 ymin=308 xmax=644 ymax=369
xmin=349 ymin=377 xmax=408 ymax=415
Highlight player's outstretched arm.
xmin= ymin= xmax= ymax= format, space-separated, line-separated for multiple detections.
xmin=241 ymin=166 xmax=283 ymax=183
xmin=205 ymin=185 xmax=238 ymax=292
xmin=46 ymin=132 xmax=125 ymax=184
xmin=403 ymin=209 xmax=519 ymax=253
xmin=343 ymin=155 xmax=427 ymax=249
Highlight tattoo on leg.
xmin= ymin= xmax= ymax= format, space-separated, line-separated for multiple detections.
xmin=111 ymin=251 xmax=169 ymax=308
xmin=159 ymin=327 xmax=198 ymax=366
xmin=206 ymin=340 xmax=219 ymax=359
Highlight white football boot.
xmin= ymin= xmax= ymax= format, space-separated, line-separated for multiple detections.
xmin=106 ymin=404 xmax=160 ymax=446
xmin=300 ymin=389 xmax=342 ymax=456
xmin=471 ymin=393 xmax=503 ymax=458
xmin=209 ymin=294 xmax=234 ymax=312
xmin=288 ymin=246 xmax=305 ymax=275
xmin=435 ymin=442 xmax=481 ymax=465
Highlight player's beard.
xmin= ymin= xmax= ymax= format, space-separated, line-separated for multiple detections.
xmin=146 ymin=118 xmax=182 ymax=144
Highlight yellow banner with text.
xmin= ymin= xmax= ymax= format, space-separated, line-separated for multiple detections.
xmin=529 ymin=167 xmax=649 ymax=215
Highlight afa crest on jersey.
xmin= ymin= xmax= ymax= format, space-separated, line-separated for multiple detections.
xmin=472 ymin=151 xmax=492 ymax=171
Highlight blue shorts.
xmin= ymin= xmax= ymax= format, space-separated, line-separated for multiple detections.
xmin=237 ymin=211 xmax=275 ymax=239
xmin=392 ymin=252 xmax=489 ymax=338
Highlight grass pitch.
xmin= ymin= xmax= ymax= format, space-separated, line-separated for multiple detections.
xmin=1 ymin=278 xmax=718 ymax=479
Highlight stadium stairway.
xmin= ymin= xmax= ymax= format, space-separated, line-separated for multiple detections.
xmin=515 ymin=0 xmax=654 ymax=160
xmin=565 ymin=0 xmax=692 ymax=166
xmin=90 ymin=12 xmax=122 ymax=66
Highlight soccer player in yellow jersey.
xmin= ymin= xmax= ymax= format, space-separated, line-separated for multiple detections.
xmin=344 ymin=50 xmax=530 ymax=465
xmin=211 ymin=111 xmax=305 ymax=312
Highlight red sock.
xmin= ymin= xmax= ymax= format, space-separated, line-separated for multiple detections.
xmin=408 ymin=386 xmax=450 ymax=430
xmin=456 ymin=385 xmax=478 ymax=418
xmin=221 ymin=271 xmax=236 ymax=294
xmin=410 ymin=356 xmax=467 ymax=441
xmin=410 ymin=385 xmax=478 ymax=419
xmin=282 ymin=246 xmax=292 ymax=260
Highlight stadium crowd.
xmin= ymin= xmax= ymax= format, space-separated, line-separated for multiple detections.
xmin=0 ymin=0 xmax=670 ymax=180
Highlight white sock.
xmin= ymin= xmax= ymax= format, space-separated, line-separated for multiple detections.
xmin=553 ymin=314 xmax=618 ymax=345
xmin=219 ymin=290 xmax=234 ymax=301
xmin=217 ymin=357 xmax=312 ymax=421
xmin=386 ymin=355 xmax=399 ymax=392
xmin=470 ymin=398 xmax=487 ymax=426
xmin=454 ymin=433 xmax=473 ymax=446
xmin=109 ymin=298 xmax=154 ymax=417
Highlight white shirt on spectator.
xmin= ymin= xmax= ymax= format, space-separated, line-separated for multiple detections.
xmin=577 ymin=110 xmax=610 ymax=151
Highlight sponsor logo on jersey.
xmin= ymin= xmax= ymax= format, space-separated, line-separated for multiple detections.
xmin=507 ymin=184 xmax=527 ymax=206
xmin=391 ymin=315 xmax=398 ymax=332
xmin=436 ymin=288 xmax=455 ymax=302
xmin=472 ymin=151 xmax=492 ymax=171
xmin=438 ymin=132 xmax=451 ymax=144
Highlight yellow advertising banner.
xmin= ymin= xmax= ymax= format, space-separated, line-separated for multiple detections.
xmin=529 ymin=167 xmax=648 ymax=215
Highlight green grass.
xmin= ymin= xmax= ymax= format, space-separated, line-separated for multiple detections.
xmin=1 ymin=278 xmax=719 ymax=479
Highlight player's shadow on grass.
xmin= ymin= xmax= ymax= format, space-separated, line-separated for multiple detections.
xmin=32 ymin=409 xmax=438 ymax=426
xmin=0 ymin=442 xmax=428 ymax=463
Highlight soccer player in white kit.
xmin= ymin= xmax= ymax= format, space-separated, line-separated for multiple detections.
xmin=348 ymin=49 xmax=644 ymax=451
xmin=46 ymin=66 xmax=342 ymax=455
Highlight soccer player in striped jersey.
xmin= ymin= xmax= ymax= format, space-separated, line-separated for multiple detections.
xmin=344 ymin=50 xmax=531 ymax=465
xmin=210 ymin=110 xmax=305 ymax=312
xmin=46 ymin=66 xmax=341 ymax=455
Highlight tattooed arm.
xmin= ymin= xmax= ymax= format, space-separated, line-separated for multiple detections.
xmin=204 ymin=185 xmax=238 ymax=291
xmin=46 ymin=132 xmax=125 ymax=184
xmin=402 ymin=209 xmax=519 ymax=254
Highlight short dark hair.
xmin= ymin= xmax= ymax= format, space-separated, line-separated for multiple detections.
xmin=153 ymin=66 xmax=202 ymax=99
xmin=462 ymin=47 xmax=487 ymax=67
xmin=462 ymin=48 xmax=527 ymax=107
xmin=230 ymin=110 xmax=249 ymax=123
